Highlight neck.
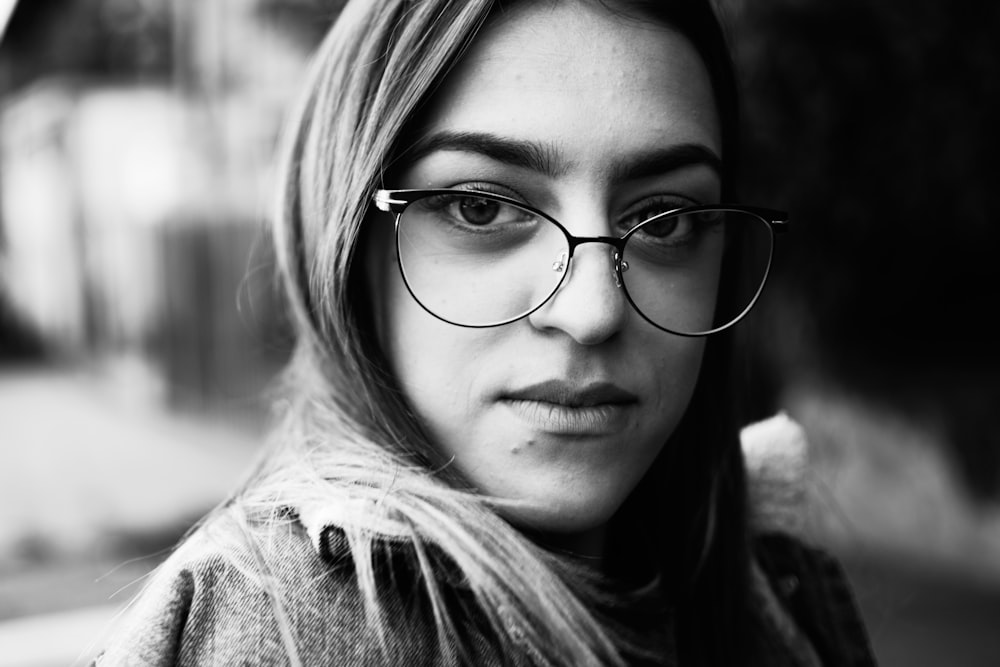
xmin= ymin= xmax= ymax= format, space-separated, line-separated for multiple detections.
xmin=528 ymin=523 xmax=608 ymax=565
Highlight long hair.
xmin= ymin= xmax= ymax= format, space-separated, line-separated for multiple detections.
xmin=597 ymin=3 xmax=752 ymax=665
xmin=244 ymin=0 xmax=751 ymax=665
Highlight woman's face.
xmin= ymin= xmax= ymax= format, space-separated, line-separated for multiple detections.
xmin=367 ymin=1 xmax=721 ymax=557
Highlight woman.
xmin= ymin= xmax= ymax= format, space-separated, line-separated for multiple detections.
xmin=96 ymin=0 xmax=876 ymax=665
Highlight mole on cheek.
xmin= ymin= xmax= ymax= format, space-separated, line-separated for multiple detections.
xmin=510 ymin=438 xmax=536 ymax=455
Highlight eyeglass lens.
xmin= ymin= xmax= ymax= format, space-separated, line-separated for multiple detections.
xmin=395 ymin=193 xmax=773 ymax=335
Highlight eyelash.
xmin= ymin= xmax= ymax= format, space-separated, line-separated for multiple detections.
xmin=617 ymin=195 xmax=698 ymax=230
xmin=449 ymin=181 xmax=526 ymax=202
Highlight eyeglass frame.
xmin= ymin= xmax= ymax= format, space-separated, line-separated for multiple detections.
xmin=373 ymin=188 xmax=789 ymax=337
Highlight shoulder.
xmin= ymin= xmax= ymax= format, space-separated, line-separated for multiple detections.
xmin=753 ymin=532 xmax=876 ymax=667
xmin=751 ymin=531 xmax=878 ymax=667
xmin=741 ymin=414 xmax=878 ymax=666
xmin=95 ymin=502 xmax=509 ymax=666
xmin=94 ymin=508 xmax=371 ymax=666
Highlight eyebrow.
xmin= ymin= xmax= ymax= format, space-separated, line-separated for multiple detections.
xmin=403 ymin=130 xmax=564 ymax=177
xmin=610 ymin=143 xmax=722 ymax=183
xmin=401 ymin=130 xmax=722 ymax=183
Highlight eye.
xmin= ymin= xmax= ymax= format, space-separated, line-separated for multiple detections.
xmin=418 ymin=191 xmax=536 ymax=231
xmin=634 ymin=213 xmax=704 ymax=246
xmin=629 ymin=208 xmax=725 ymax=254
xmin=639 ymin=214 xmax=685 ymax=239
xmin=455 ymin=196 xmax=503 ymax=226
xmin=617 ymin=198 xmax=690 ymax=234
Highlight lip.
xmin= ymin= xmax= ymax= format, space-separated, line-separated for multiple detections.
xmin=500 ymin=380 xmax=638 ymax=436
xmin=503 ymin=380 xmax=638 ymax=407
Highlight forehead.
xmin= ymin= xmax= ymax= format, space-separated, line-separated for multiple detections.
xmin=407 ymin=1 xmax=721 ymax=171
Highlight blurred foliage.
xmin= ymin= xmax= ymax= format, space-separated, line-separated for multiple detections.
xmin=0 ymin=0 xmax=345 ymax=92
xmin=0 ymin=0 xmax=314 ymax=412
xmin=735 ymin=0 xmax=1000 ymax=499
xmin=0 ymin=0 xmax=173 ymax=88
xmin=254 ymin=0 xmax=346 ymax=48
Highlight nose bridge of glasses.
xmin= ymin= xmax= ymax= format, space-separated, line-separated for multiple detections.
xmin=558 ymin=236 xmax=626 ymax=288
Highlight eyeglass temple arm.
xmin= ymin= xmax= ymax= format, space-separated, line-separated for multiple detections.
xmin=374 ymin=190 xmax=408 ymax=214
xmin=741 ymin=206 xmax=791 ymax=234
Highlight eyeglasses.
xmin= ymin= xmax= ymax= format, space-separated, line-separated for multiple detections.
xmin=373 ymin=189 xmax=789 ymax=336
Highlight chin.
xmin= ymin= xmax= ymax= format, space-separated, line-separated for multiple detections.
xmin=498 ymin=491 xmax=626 ymax=553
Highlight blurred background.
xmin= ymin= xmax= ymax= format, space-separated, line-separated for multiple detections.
xmin=0 ymin=0 xmax=997 ymax=665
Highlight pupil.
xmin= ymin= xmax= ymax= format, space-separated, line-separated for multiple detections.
xmin=460 ymin=198 xmax=499 ymax=225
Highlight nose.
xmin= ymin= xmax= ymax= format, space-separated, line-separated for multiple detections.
xmin=527 ymin=241 xmax=628 ymax=344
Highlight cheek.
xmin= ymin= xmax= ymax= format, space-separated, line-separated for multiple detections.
xmin=366 ymin=223 xmax=496 ymax=436
xmin=382 ymin=300 xmax=507 ymax=468
xmin=645 ymin=336 xmax=706 ymax=432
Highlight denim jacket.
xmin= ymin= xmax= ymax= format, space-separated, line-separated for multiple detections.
xmin=93 ymin=415 xmax=878 ymax=666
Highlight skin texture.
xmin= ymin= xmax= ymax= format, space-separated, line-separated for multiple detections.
xmin=367 ymin=0 xmax=722 ymax=559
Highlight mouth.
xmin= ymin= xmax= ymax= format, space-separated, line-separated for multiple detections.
xmin=501 ymin=380 xmax=638 ymax=408
xmin=499 ymin=380 xmax=638 ymax=436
